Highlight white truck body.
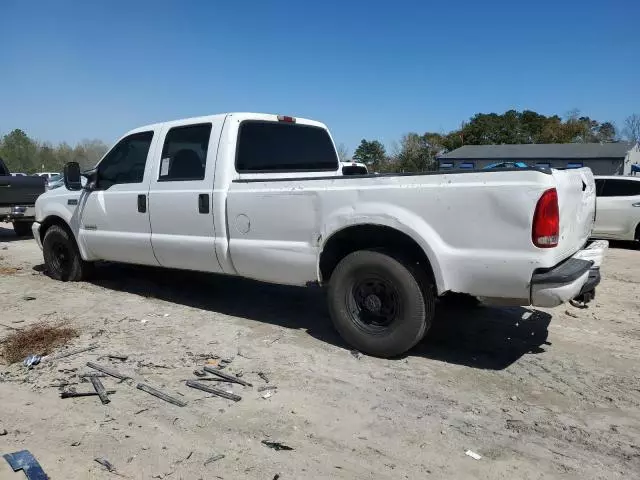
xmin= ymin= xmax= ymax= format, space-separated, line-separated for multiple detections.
xmin=32 ymin=113 xmax=607 ymax=356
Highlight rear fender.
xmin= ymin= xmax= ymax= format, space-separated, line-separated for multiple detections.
xmin=320 ymin=203 xmax=447 ymax=294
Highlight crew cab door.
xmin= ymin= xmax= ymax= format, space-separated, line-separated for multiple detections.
xmin=78 ymin=129 xmax=160 ymax=265
xmin=147 ymin=120 xmax=223 ymax=272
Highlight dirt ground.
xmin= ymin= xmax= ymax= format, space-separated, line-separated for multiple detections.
xmin=1 ymin=223 xmax=639 ymax=480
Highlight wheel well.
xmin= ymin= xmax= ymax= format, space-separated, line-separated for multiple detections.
xmin=636 ymin=222 xmax=640 ymax=241
xmin=39 ymin=216 xmax=73 ymax=243
xmin=319 ymin=224 xmax=435 ymax=284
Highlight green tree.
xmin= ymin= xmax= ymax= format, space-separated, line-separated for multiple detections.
xmin=76 ymin=139 xmax=108 ymax=169
xmin=54 ymin=142 xmax=74 ymax=170
xmin=395 ymin=133 xmax=440 ymax=173
xmin=36 ymin=142 xmax=58 ymax=171
xmin=596 ymin=122 xmax=616 ymax=142
xmin=0 ymin=129 xmax=38 ymax=173
xmin=353 ymin=139 xmax=386 ymax=169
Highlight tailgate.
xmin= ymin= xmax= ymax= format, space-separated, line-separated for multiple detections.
xmin=551 ymin=167 xmax=596 ymax=260
xmin=0 ymin=176 xmax=46 ymax=207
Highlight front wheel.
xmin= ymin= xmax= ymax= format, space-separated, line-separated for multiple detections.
xmin=327 ymin=250 xmax=434 ymax=358
xmin=43 ymin=225 xmax=91 ymax=281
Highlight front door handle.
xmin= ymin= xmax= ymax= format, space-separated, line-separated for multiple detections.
xmin=137 ymin=194 xmax=147 ymax=213
xmin=198 ymin=194 xmax=209 ymax=214
xmin=633 ymin=202 xmax=640 ymax=207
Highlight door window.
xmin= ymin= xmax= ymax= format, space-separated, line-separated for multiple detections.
xmin=98 ymin=132 xmax=154 ymax=189
xmin=159 ymin=124 xmax=212 ymax=181
xmin=599 ymin=179 xmax=640 ymax=197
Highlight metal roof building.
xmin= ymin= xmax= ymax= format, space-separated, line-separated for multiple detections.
xmin=437 ymin=143 xmax=640 ymax=175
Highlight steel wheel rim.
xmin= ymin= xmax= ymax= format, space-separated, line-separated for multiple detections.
xmin=50 ymin=241 xmax=71 ymax=277
xmin=346 ymin=274 xmax=401 ymax=333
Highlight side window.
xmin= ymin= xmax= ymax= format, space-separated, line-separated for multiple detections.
xmin=595 ymin=179 xmax=606 ymax=196
xmin=236 ymin=121 xmax=338 ymax=172
xmin=600 ymin=179 xmax=640 ymax=197
xmin=566 ymin=162 xmax=583 ymax=169
xmin=98 ymin=132 xmax=154 ymax=189
xmin=159 ymin=124 xmax=212 ymax=181
xmin=459 ymin=161 xmax=475 ymax=169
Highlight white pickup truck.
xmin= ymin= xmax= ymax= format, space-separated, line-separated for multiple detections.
xmin=33 ymin=113 xmax=607 ymax=357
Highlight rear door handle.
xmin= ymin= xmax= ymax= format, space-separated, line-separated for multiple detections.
xmin=137 ymin=194 xmax=147 ymax=213
xmin=633 ymin=202 xmax=640 ymax=207
xmin=198 ymin=194 xmax=209 ymax=214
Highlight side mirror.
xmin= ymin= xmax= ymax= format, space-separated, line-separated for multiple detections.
xmin=63 ymin=162 xmax=82 ymax=191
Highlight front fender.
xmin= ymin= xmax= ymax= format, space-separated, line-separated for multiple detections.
xmin=320 ymin=202 xmax=448 ymax=294
xmin=36 ymin=191 xmax=90 ymax=260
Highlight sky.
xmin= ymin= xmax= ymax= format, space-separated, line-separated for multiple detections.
xmin=1 ymin=0 xmax=639 ymax=153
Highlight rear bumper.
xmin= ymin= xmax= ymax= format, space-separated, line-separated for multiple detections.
xmin=1 ymin=205 xmax=36 ymax=222
xmin=530 ymin=240 xmax=608 ymax=308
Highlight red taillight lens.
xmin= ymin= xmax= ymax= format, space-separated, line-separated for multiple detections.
xmin=277 ymin=115 xmax=296 ymax=123
xmin=532 ymin=188 xmax=559 ymax=248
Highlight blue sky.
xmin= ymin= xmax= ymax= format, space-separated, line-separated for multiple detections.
xmin=1 ymin=0 xmax=638 ymax=153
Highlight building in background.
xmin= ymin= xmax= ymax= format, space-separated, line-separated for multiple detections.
xmin=437 ymin=143 xmax=640 ymax=175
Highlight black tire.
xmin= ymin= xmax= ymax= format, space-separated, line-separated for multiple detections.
xmin=327 ymin=250 xmax=435 ymax=358
xmin=43 ymin=225 xmax=91 ymax=281
xmin=12 ymin=221 xmax=33 ymax=237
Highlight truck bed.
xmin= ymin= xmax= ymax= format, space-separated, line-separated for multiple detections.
xmin=226 ymin=167 xmax=595 ymax=303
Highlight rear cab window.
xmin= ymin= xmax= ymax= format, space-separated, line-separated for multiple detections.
xmin=236 ymin=121 xmax=338 ymax=173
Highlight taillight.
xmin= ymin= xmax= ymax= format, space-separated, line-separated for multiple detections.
xmin=532 ymin=188 xmax=559 ymax=248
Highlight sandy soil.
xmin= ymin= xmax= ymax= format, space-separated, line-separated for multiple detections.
xmin=1 ymin=223 xmax=639 ymax=480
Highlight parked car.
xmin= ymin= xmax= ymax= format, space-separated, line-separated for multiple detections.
xmin=340 ymin=161 xmax=368 ymax=175
xmin=483 ymin=161 xmax=530 ymax=170
xmin=591 ymin=176 xmax=640 ymax=241
xmin=0 ymin=157 xmax=46 ymax=236
xmin=35 ymin=172 xmax=61 ymax=180
xmin=46 ymin=173 xmax=87 ymax=190
xmin=33 ymin=113 xmax=606 ymax=357
xmin=10 ymin=172 xmax=27 ymax=176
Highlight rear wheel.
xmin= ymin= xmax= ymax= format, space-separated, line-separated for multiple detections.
xmin=327 ymin=250 xmax=434 ymax=358
xmin=43 ymin=225 xmax=91 ymax=281
xmin=12 ymin=221 xmax=33 ymax=237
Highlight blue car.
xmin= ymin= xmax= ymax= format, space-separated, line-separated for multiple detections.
xmin=483 ymin=161 xmax=531 ymax=170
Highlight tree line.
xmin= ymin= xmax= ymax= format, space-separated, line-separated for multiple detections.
xmin=2 ymin=110 xmax=639 ymax=175
xmin=0 ymin=129 xmax=108 ymax=174
xmin=345 ymin=111 xmax=640 ymax=173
